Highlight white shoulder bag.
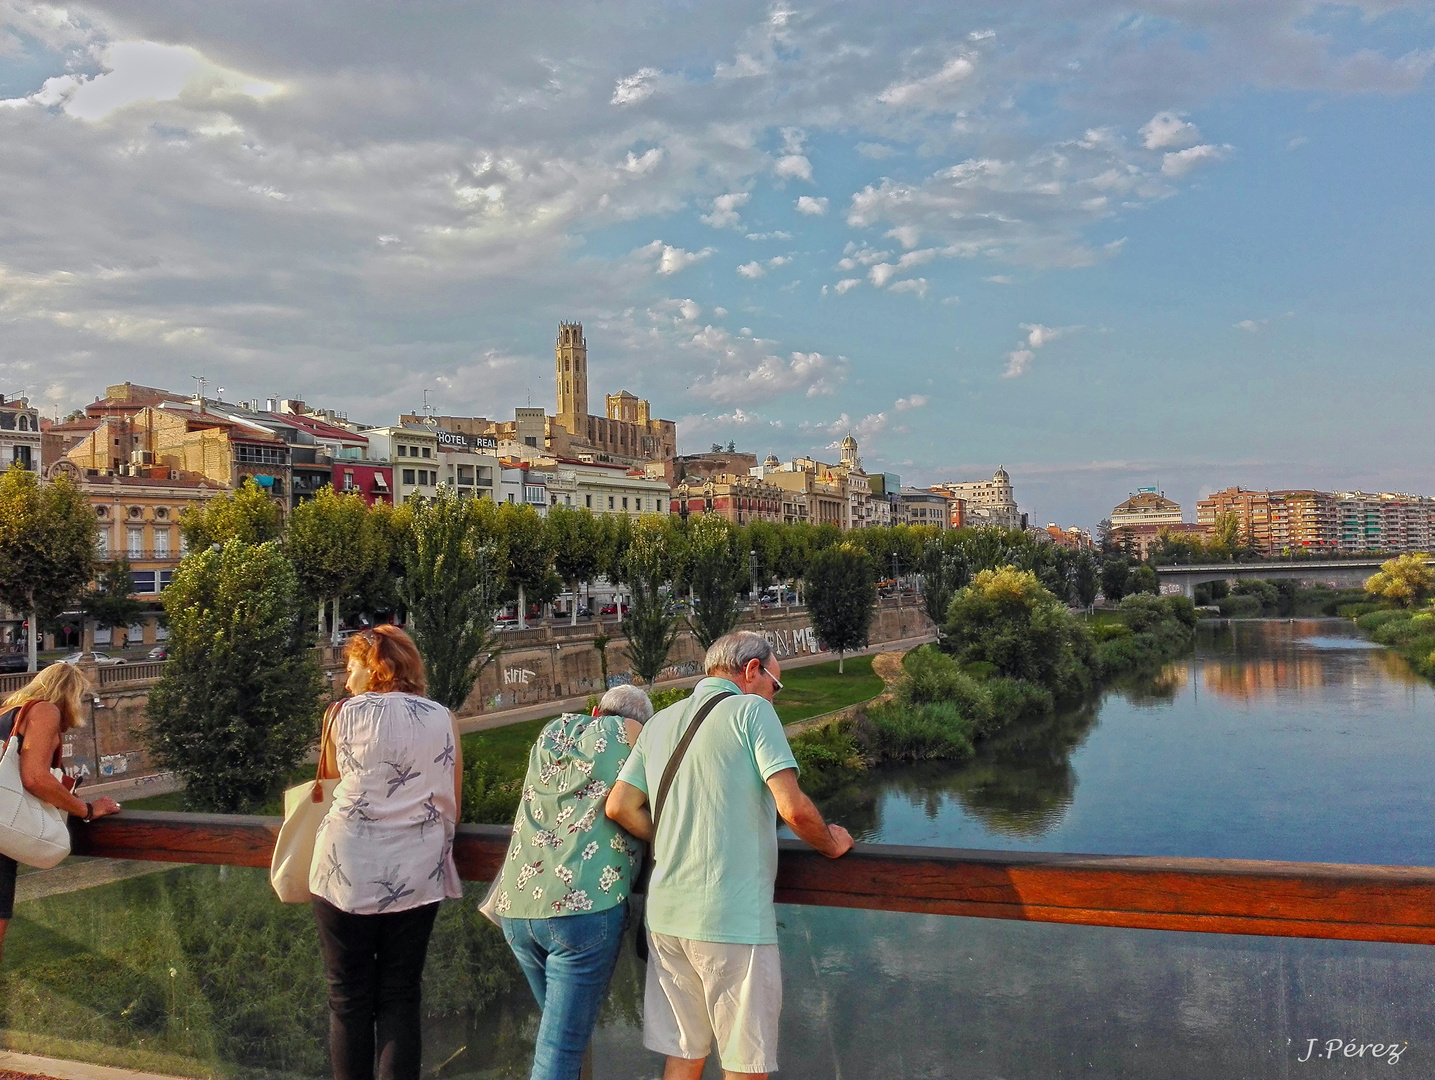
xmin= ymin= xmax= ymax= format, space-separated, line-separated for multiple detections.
xmin=270 ymin=701 xmax=342 ymax=903
xmin=0 ymin=701 xmax=73 ymax=869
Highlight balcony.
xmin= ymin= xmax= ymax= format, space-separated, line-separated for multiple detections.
xmin=0 ymin=812 xmax=1422 ymax=1079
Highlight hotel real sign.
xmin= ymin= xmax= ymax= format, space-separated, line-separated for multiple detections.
xmin=436 ymin=429 xmax=498 ymax=451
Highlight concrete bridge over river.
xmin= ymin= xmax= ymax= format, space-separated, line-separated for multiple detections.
xmin=1154 ymin=559 xmax=1384 ymax=599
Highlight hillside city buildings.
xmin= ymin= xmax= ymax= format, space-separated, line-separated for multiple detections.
xmin=1196 ymin=487 xmax=1435 ymax=555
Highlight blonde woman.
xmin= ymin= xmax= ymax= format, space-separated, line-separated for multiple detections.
xmin=0 ymin=664 xmax=121 ymax=957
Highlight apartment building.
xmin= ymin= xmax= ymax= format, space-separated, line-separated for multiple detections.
xmin=899 ymin=487 xmax=951 ymax=529
xmin=671 ymin=473 xmax=785 ymax=525
xmin=0 ymin=396 xmax=42 ymax=475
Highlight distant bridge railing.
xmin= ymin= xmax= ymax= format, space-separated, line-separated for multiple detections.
xmin=71 ymin=812 xmax=1435 ymax=946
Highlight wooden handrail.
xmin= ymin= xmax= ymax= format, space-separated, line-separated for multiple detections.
xmin=69 ymin=811 xmax=1435 ymax=945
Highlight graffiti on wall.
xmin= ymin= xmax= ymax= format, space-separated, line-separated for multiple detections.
xmin=760 ymin=625 xmax=823 ymax=659
xmin=605 ymin=672 xmax=634 ymax=688
xmin=504 ymin=667 xmax=537 ymax=686
xmin=658 ymin=659 xmax=701 ymax=681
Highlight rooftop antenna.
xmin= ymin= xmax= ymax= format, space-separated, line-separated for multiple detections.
xmin=190 ymin=375 xmax=207 ymax=407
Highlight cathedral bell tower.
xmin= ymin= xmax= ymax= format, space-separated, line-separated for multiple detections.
xmin=555 ymin=322 xmax=588 ymax=436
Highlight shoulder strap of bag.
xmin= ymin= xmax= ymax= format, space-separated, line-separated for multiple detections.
xmin=311 ymin=700 xmax=344 ymax=802
xmin=650 ymin=691 xmax=734 ymax=837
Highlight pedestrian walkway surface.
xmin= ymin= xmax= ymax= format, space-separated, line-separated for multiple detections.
xmin=0 ymin=1052 xmax=194 ymax=1080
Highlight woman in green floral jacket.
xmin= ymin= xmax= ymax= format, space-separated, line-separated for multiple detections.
xmin=493 ymin=684 xmax=650 ymax=1080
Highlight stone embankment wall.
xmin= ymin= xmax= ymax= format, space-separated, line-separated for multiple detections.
xmin=23 ymin=598 xmax=934 ymax=797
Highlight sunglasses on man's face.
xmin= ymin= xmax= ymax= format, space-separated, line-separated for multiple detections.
xmin=760 ymin=665 xmax=783 ymax=694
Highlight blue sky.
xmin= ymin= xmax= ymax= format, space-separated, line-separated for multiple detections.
xmin=1 ymin=2 xmax=1433 ymax=527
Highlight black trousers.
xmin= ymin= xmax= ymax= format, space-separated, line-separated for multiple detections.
xmin=311 ymin=896 xmax=440 ymax=1080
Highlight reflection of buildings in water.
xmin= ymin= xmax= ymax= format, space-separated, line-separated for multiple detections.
xmin=1202 ymin=657 xmax=1330 ymax=700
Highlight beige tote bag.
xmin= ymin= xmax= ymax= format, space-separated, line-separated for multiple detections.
xmin=270 ymin=701 xmax=342 ymax=903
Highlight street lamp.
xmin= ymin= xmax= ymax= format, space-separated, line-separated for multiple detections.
xmin=892 ymin=551 xmax=903 ymax=631
xmin=749 ymin=549 xmax=760 ymax=608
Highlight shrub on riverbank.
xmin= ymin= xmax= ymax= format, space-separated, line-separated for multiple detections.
xmin=790 ymin=574 xmax=1196 ymax=795
xmin=1356 ymin=606 xmax=1435 ymax=680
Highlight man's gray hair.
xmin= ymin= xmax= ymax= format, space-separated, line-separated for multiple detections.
xmin=704 ymin=630 xmax=774 ymax=675
xmin=597 ymin=684 xmax=653 ymax=723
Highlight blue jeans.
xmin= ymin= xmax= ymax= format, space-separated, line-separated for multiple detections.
xmin=502 ymin=903 xmax=627 ymax=1080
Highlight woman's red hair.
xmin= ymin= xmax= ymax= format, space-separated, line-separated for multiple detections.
xmin=345 ymin=625 xmax=426 ymax=695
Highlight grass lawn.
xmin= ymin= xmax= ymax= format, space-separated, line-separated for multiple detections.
xmin=771 ymin=655 xmax=883 ymax=725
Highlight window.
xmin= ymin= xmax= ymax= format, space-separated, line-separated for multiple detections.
xmin=159 ymin=570 xmax=174 ymax=590
xmin=154 ymin=529 xmax=169 ymax=557
xmin=96 ymin=530 xmax=109 ymax=557
xmin=95 ymin=506 xmax=107 ymax=519
xmin=236 ymin=444 xmax=286 ymax=465
xmin=608 ymin=496 xmax=614 ymax=510
xmin=132 ymin=571 xmax=157 ymax=594
xmin=421 ymin=446 xmax=431 ymax=458
xmin=128 ymin=506 xmax=143 ymax=520
xmin=622 ymin=497 xmax=628 ymax=511
xmin=402 ymin=469 xmax=416 ymax=485
xmin=155 ymin=507 xmax=168 ymax=520
xmin=343 ymin=470 xmax=355 ymax=491
xmin=585 ymin=494 xmax=592 ymax=508
xmin=457 ymin=465 xmax=474 ymax=485
xmin=398 ymin=445 xmax=408 ymax=457
xmin=127 ymin=527 xmax=143 ymax=558
xmin=507 ymin=493 xmax=515 ymax=503
xmin=476 ymin=466 xmax=493 ymax=486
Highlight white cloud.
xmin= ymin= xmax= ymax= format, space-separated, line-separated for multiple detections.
xmin=1234 ymin=318 xmax=1262 ymax=332
xmin=1140 ymin=111 xmax=1200 ymax=151
xmin=1162 ymin=144 xmax=1233 ymax=178
xmin=637 ymin=241 xmax=714 ymax=275
xmin=1287 ymin=135 xmax=1309 ymax=150
xmin=1003 ymin=349 xmax=1034 ymax=378
xmin=1022 ymin=323 xmax=1067 ymax=348
xmin=985 ymin=275 xmax=1015 ymax=284
xmin=895 ymin=394 xmax=929 ymax=411
xmin=676 ymin=299 xmax=701 ymax=321
xmin=868 ymin=262 xmax=898 ymax=288
xmin=888 ymin=277 xmax=928 ymax=298
xmin=745 ymin=230 xmax=793 ymax=241
xmin=795 ymin=195 xmax=828 ymax=215
xmin=16 ymin=40 xmax=281 ymax=121
xmin=887 ymin=225 xmax=921 ymax=249
xmin=857 ymin=142 xmax=896 ymax=159
xmin=737 ymin=261 xmax=765 ymax=278
xmin=878 ymin=55 xmax=976 ymax=108
xmin=621 ymin=148 xmax=665 ymax=174
xmin=611 ymin=67 xmax=661 ymax=106
xmin=767 ymin=256 xmax=792 ymax=268
xmin=775 ymin=154 xmax=812 ymax=182
xmin=832 ymin=278 xmax=861 ymax=294
xmin=685 ymin=329 xmax=848 ymax=403
xmin=702 ymin=192 xmax=750 ymax=229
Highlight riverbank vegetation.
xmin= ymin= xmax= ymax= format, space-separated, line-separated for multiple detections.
xmin=1191 ymin=577 xmax=1367 ymax=618
xmin=791 ymin=570 xmax=1198 ymax=796
xmin=1348 ymin=555 xmax=1435 ymax=679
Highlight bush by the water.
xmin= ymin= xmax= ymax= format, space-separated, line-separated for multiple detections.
xmin=943 ymin=566 xmax=1096 ymax=700
xmin=856 ymin=700 xmax=974 ymax=763
xmin=1357 ymin=606 xmax=1435 ymax=680
xmin=461 ymin=755 xmax=523 ymax=824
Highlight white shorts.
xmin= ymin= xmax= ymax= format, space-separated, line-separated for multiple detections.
xmin=643 ymin=932 xmax=783 ymax=1074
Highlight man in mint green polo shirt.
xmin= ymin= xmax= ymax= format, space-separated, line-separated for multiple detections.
xmin=607 ymin=630 xmax=853 ymax=1079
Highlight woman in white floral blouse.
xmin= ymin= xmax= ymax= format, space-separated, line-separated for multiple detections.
xmin=494 ymin=684 xmax=649 ymax=1080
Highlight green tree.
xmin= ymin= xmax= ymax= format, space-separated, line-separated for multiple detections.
xmin=286 ymin=486 xmax=372 ymax=644
xmin=687 ymin=515 xmax=743 ymax=648
xmin=1101 ymin=558 xmax=1130 ymax=604
xmin=547 ymin=505 xmax=603 ymax=625
xmin=345 ymin=500 xmax=410 ymax=624
xmin=944 ymin=565 xmax=1094 ymax=697
xmin=1072 ymin=549 xmax=1101 ymax=611
xmin=1128 ymin=563 xmax=1159 ymax=595
xmin=498 ymin=502 xmax=552 ymax=629
xmin=919 ymin=533 xmax=970 ymax=627
xmin=178 ymin=479 xmax=283 ymax=551
xmin=1365 ymin=553 xmax=1435 ymax=608
xmin=0 ymin=469 xmax=97 ymax=671
xmin=400 ymin=488 xmax=504 ymax=710
xmin=619 ymin=517 xmax=679 ymax=685
xmin=81 ymin=558 xmax=145 ymax=649
xmin=144 ymin=539 xmax=325 ymax=812
xmin=806 ymin=544 xmax=877 ymax=673
xmin=592 ymin=631 xmax=612 ymax=688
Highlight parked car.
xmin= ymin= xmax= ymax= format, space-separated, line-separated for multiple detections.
xmin=0 ymin=651 xmax=27 ymax=674
xmin=60 ymin=651 xmax=126 ymax=666
xmin=599 ymin=602 xmax=629 ymax=616
xmin=146 ymin=646 xmax=169 ymax=661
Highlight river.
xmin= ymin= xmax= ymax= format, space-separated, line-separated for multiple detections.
xmin=5 ymin=619 xmax=1432 ymax=1078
